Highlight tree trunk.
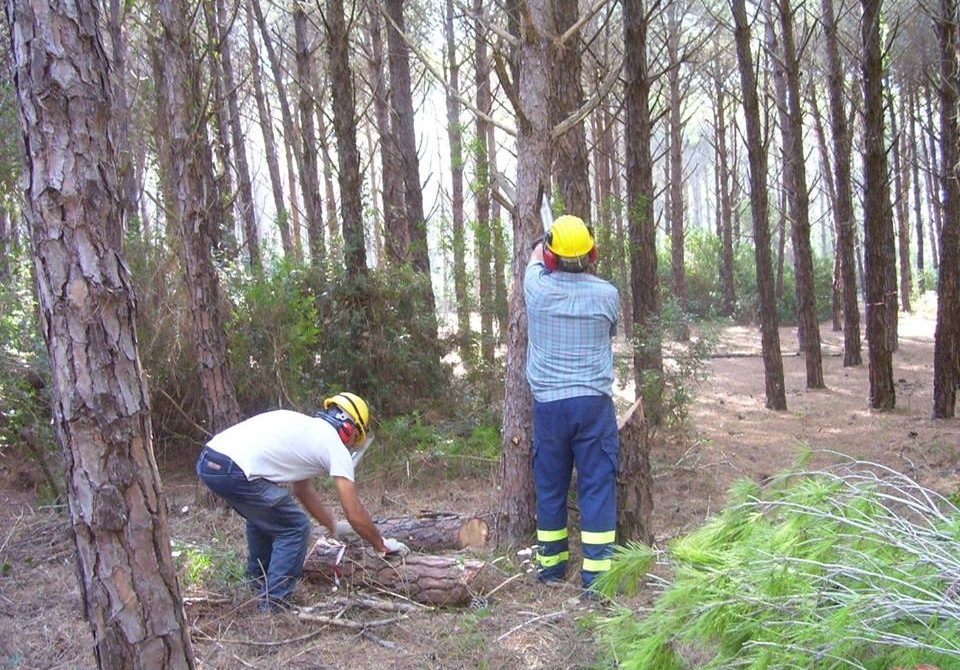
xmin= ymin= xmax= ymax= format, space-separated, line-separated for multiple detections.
xmin=202 ymin=0 xmax=237 ymax=255
xmin=776 ymin=0 xmax=824 ymax=388
xmin=933 ymin=0 xmax=960 ymax=418
xmin=215 ymin=0 xmax=261 ymax=273
xmin=607 ymin=100 xmax=633 ymax=331
xmin=317 ymin=95 xmax=341 ymax=252
xmin=363 ymin=0 xmax=405 ymax=265
xmin=7 ymin=1 xmax=195 ymax=666
xmin=822 ymin=0 xmax=862 ymax=366
xmin=616 ymin=399 xmax=653 ymax=544
xmin=623 ymin=0 xmax=664 ymax=421
xmin=713 ymin=71 xmax=737 ymax=317
xmin=491 ymin=127 xmax=510 ymax=343
xmin=732 ymin=0 xmax=787 ymax=410
xmin=807 ymin=82 xmax=843 ymax=333
xmin=922 ymin=83 xmax=943 ymax=269
xmin=473 ymin=0 xmax=495 ymax=366
xmin=550 ymin=0 xmax=591 ymax=219
xmin=294 ymin=3 xmax=327 ymax=271
xmin=667 ymin=6 xmax=689 ymax=341
xmin=907 ymin=86 xmax=926 ymax=294
xmin=332 ymin=513 xmax=489 ymax=551
xmin=244 ymin=0 xmax=293 ymax=260
xmin=888 ymin=90 xmax=912 ymax=312
xmin=861 ymin=0 xmax=896 ymax=410
xmin=325 ymin=0 xmax=367 ymax=277
xmin=303 ymin=546 xmax=486 ymax=606
xmin=445 ymin=0 xmax=471 ymax=367
xmin=496 ymin=0 xmax=553 ymax=547
xmin=251 ymin=0 xmax=304 ymax=261
xmin=152 ymin=0 xmax=241 ymax=434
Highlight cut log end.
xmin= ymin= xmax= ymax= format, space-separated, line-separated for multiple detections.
xmin=457 ymin=518 xmax=489 ymax=548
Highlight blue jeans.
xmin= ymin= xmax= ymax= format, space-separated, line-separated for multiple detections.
xmin=196 ymin=448 xmax=310 ymax=610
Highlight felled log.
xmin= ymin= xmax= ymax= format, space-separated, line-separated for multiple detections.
xmin=333 ymin=512 xmax=489 ymax=552
xmin=303 ymin=540 xmax=486 ymax=606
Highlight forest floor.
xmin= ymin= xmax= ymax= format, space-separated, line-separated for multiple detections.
xmin=2 ymin=299 xmax=959 ymax=670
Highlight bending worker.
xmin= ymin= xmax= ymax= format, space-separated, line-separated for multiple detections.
xmin=525 ymin=214 xmax=620 ymax=592
xmin=196 ymin=392 xmax=409 ymax=612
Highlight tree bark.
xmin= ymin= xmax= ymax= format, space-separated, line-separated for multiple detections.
xmin=712 ymin=68 xmax=737 ymax=318
xmin=324 ymin=0 xmax=367 ymax=276
xmin=822 ymin=0 xmax=862 ymax=366
xmin=153 ymin=0 xmax=241 ymax=434
xmin=473 ymin=0 xmax=495 ymax=366
xmin=667 ymin=5 xmax=689 ymax=341
xmin=294 ymin=3 xmax=327 ymax=271
xmin=907 ymin=86 xmax=926 ymax=294
xmin=244 ymin=0 xmax=293 ymax=260
xmin=251 ymin=0 xmax=304 ymax=261
xmin=933 ymin=0 xmax=960 ymax=418
xmin=215 ymin=0 xmax=261 ymax=273
xmin=364 ymin=0 xmax=406 ymax=265
xmin=861 ymin=0 xmax=896 ymax=410
xmin=303 ymin=546 xmax=486 ymax=606
xmin=7 ymin=1 xmax=195 ymax=666
xmin=888 ymin=89 xmax=912 ymax=312
xmin=616 ymin=399 xmax=653 ymax=544
xmin=445 ymin=0 xmax=471 ymax=366
xmin=384 ymin=0 xmax=439 ymax=342
xmin=623 ymin=0 xmax=664 ymax=420
xmin=775 ymin=0 xmax=824 ymax=388
xmin=496 ymin=0 xmax=553 ymax=546
xmin=332 ymin=513 xmax=489 ymax=551
xmin=550 ymin=0 xmax=591 ymax=219
xmin=731 ymin=0 xmax=787 ymax=410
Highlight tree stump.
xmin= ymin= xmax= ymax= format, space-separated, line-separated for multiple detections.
xmin=333 ymin=512 xmax=489 ymax=551
xmin=303 ymin=540 xmax=486 ymax=606
xmin=616 ymin=398 xmax=654 ymax=544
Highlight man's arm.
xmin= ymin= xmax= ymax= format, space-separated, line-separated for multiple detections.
xmin=292 ymin=480 xmax=337 ymax=535
xmin=332 ymin=476 xmax=389 ymax=554
xmin=529 ymin=239 xmax=544 ymax=264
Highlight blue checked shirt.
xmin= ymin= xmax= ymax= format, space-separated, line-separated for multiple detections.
xmin=524 ymin=259 xmax=620 ymax=402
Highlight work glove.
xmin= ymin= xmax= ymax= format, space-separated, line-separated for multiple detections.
xmin=382 ymin=537 xmax=410 ymax=556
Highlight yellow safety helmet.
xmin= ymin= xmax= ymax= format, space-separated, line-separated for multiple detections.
xmin=544 ymin=215 xmax=597 ymax=271
xmin=323 ymin=392 xmax=370 ymax=440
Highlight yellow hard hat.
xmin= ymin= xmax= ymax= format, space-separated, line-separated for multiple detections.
xmin=323 ymin=392 xmax=370 ymax=439
xmin=546 ymin=215 xmax=595 ymax=258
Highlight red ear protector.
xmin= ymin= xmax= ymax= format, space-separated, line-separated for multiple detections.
xmin=319 ymin=408 xmax=358 ymax=444
xmin=542 ymin=226 xmax=598 ymax=272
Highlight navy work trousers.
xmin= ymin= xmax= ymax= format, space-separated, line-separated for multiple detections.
xmin=532 ymin=394 xmax=618 ymax=587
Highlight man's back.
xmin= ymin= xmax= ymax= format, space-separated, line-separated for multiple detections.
xmin=524 ymin=261 xmax=619 ymax=402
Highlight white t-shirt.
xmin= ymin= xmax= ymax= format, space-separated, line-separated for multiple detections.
xmin=206 ymin=410 xmax=355 ymax=483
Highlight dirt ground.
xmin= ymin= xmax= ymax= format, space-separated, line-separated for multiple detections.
xmin=2 ymin=306 xmax=958 ymax=670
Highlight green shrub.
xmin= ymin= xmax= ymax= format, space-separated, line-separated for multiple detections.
xmin=0 ymin=247 xmax=58 ymax=501
xmin=596 ymin=462 xmax=960 ymax=669
xmin=225 ymin=258 xmax=321 ymax=415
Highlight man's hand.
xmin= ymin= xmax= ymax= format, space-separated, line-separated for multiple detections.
xmin=382 ymin=538 xmax=410 ymax=556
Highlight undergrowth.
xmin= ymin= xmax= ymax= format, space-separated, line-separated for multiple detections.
xmin=596 ymin=456 xmax=960 ymax=669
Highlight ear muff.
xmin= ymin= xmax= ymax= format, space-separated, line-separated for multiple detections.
xmin=337 ymin=418 xmax=357 ymax=444
xmin=543 ymin=230 xmax=560 ymax=272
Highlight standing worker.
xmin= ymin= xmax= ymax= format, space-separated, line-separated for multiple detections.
xmin=525 ymin=214 xmax=620 ymax=592
xmin=196 ymin=392 xmax=409 ymax=612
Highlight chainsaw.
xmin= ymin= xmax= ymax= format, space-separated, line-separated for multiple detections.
xmin=351 ymin=433 xmax=375 ymax=468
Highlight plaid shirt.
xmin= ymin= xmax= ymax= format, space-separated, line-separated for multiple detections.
xmin=524 ymin=260 xmax=619 ymax=402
